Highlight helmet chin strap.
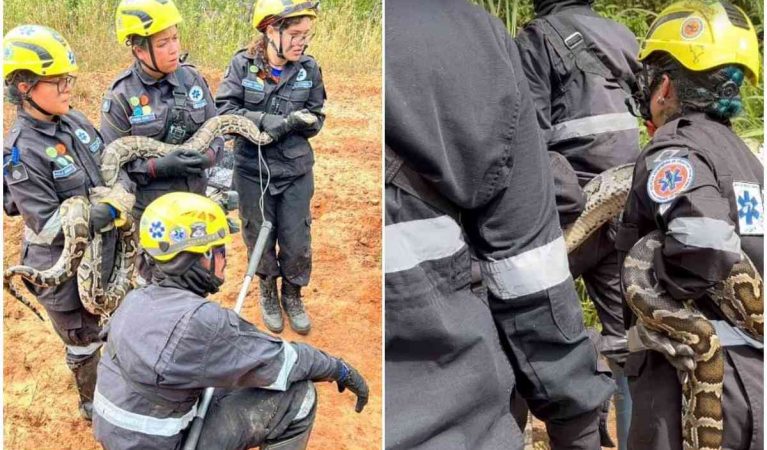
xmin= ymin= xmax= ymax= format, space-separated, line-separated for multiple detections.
xmin=132 ymin=39 xmax=170 ymax=75
xmin=267 ymin=22 xmax=289 ymax=63
xmin=21 ymin=83 xmax=56 ymax=117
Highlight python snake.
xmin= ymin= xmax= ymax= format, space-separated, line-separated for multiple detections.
xmin=4 ymin=115 xmax=270 ymax=319
xmin=565 ymin=164 xmax=763 ymax=450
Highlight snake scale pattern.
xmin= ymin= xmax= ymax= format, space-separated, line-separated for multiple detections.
xmin=565 ymin=163 xmax=763 ymax=450
xmin=4 ymin=115 xmax=269 ymax=319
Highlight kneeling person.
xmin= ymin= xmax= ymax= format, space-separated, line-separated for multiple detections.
xmin=92 ymin=192 xmax=368 ymax=450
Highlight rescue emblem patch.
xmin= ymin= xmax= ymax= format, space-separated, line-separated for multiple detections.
xmin=189 ymin=85 xmax=204 ymax=102
xmin=681 ymin=17 xmax=704 ymax=40
xmin=733 ymin=182 xmax=763 ymax=236
xmin=170 ymin=227 xmax=187 ymax=243
xmin=75 ymin=128 xmax=91 ymax=144
xmin=647 ymin=157 xmax=694 ymax=203
xmin=150 ymin=221 xmax=166 ymax=239
xmin=296 ymin=68 xmax=307 ymax=81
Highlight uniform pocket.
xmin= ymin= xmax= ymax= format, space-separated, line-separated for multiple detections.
xmin=189 ymin=107 xmax=207 ymax=126
xmin=244 ymin=89 xmax=266 ymax=106
xmin=53 ymin=169 xmax=88 ymax=200
xmin=548 ymin=283 xmax=586 ymax=341
xmin=131 ymin=116 xmax=165 ymax=138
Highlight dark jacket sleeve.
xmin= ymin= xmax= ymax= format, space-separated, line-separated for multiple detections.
xmin=294 ymin=60 xmax=326 ymax=139
xmin=515 ymin=23 xmax=554 ymax=142
xmin=548 ymin=151 xmax=586 ymax=227
xmin=168 ymin=304 xmax=338 ymax=391
xmin=215 ymin=56 xmax=252 ymax=119
xmin=637 ymin=148 xmax=741 ymax=300
xmin=3 ymin=145 xmax=61 ymax=234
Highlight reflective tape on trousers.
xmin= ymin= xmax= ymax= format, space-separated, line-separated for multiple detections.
xmin=94 ymin=389 xmax=197 ymax=437
xmin=385 ymin=215 xmax=465 ymax=273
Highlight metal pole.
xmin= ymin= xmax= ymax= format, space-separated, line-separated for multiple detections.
xmin=181 ymin=221 xmax=273 ymax=450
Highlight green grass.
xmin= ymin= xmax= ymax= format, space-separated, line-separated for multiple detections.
xmin=3 ymin=0 xmax=381 ymax=75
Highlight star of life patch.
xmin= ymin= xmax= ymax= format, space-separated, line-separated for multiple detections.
xmin=647 ymin=157 xmax=694 ymax=204
xmin=733 ymin=182 xmax=763 ymax=236
xmin=4 ymin=159 xmax=29 ymax=185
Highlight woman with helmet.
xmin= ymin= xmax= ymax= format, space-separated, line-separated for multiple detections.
xmin=92 ymin=192 xmax=368 ymax=450
xmin=616 ymin=1 xmax=763 ymax=448
xmin=101 ymin=0 xmax=225 ymax=285
xmin=2 ymin=25 xmax=135 ymax=420
xmin=216 ymin=0 xmax=325 ymax=335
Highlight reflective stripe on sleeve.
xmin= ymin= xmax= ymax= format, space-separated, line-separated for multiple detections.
xmin=262 ymin=342 xmax=298 ymax=392
xmin=549 ymin=112 xmax=638 ymax=144
xmin=667 ymin=217 xmax=741 ymax=254
xmin=23 ymin=210 xmax=62 ymax=245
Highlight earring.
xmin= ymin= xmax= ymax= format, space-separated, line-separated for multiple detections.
xmin=657 ymin=97 xmax=665 ymax=105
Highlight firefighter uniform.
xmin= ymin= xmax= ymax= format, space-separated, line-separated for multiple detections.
xmin=385 ymin=1 xmax=614 ymax=448
xmin=617 ymin=113 xmax=764 ymax=450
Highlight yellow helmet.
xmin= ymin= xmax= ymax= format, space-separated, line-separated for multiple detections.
xmin=115 ymin=0 xmax=183 ymax=45
xmin=252 ymin=0 xmax=319 ymax=31
xmin=140 ymin=192 xmax=231 ymax=262
xmin=3 ymin=25 xmax=78 ymax=80
xmin=639 ymin=1 xmax=760 ymax=83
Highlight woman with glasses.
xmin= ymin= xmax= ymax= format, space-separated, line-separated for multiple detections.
xmin=2 ymin=25 xmax=135 ymax=421
xmin=216 ymin=0 xmax=325 ymax=335
xmin=100 ymin=0 xmax=224 ymax=285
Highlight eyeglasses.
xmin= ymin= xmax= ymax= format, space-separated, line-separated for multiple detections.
xmin=37 ymin=75 xmax=77 ymax=94
xmin=288 ymin=32 xmax=315 ymax=46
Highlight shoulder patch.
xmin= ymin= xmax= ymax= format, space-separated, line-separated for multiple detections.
xmin=733 ymin=182 xmax=763 ymax=236
xmin=644 ymin=147 xmax=689 ymax=171
xmin=647 ymin=157 xmax=694 ymax=203
xmin=4 ymin=148 xmax=29 ymax=185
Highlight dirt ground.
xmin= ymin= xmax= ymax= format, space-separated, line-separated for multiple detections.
xmin=2 ymin=69 xmax=382 ymax=449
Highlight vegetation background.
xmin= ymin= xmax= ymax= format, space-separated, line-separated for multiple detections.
xmin=474 ymin=0 xmax=764 ymax=328
xmin=3 ymin=0 xmax=381 ymax=75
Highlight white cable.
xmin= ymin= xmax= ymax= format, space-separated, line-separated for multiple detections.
xmin=257 ymin=136 xmax=271 ymax=224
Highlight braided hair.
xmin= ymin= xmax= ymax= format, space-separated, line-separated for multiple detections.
xmin=646 ymin=52 xmax=746 ymax=122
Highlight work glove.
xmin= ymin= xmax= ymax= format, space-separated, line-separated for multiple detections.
xmin=630 ymin=322 xmax=696 ymax=373
xmin=335 ymin=359 xmax=369 ymax=413
xmin=286 ymin=109 xmax=318 ymax=131
xmin=151 ymin=148 xmax=205 ymax=178
xmin=89 ymin=203 xmax=116 ymax=233
xmin=260 ymin=114 xmax=290 ymax=142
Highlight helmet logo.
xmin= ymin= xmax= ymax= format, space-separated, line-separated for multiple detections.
xmin=681 ymin=17 xmax=704 ymax=40
xmin=4 ymin=47 xmax=12 ymax=59
xmin=170 ymin=227 xmax=187 ymax=242
xmin=17 ymin=26 xmax=37 ymax=37
xmin=190 ymin=222 xmax=207 ymax=238
xmin=67 ymin=50 xmax=76 ymax=65
xmin=150 ymin=221 xmax=166 ymax=239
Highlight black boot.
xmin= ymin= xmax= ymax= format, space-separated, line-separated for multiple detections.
xmin=281 ymin=281 xmax=311 ymax=335
xmin=260 ymin=276 xmax=284 ymax=333
xmin=72 ymin=352 xmax=100 ymax=421
xmin=262 ymin=426 xmax=312 ymax=450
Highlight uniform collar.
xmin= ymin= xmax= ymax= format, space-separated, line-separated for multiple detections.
xmin=132 ymin=60 xmax=181 ymax=87
xmin=16 ymin=108 xmax=60 ymax=137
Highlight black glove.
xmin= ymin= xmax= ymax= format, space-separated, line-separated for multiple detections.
xmin=260 ymin=114 xmax=290 ymax=142
xmin=152 ymin=149 xmax=205 ymax=178
xmin=286 ymin=109 xmax=318 ymax=131
xmin=89 ymin=203 xmax=115 ymax=233
xmin=335 ymin=359 xmax=369 ymax=413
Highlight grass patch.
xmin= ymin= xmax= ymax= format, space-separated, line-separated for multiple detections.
xmin=3 ymin=0 xmax=381 ymax=75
